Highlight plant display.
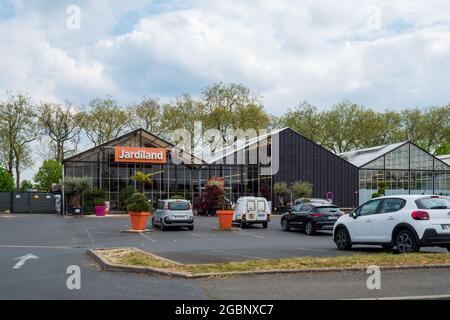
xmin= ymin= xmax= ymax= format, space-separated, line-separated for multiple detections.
xmin=260 ymin=184 xmax=272 ymax=200
xmin=377 ymin=181 xmax=386 ymax=196
xmin=83 ymin=188 xmax=107 ymax=214
xmin=291 ymin=181 xmax=313 ymax=200
xmin=119 ymin=185 xmax=137 ymax=210
xmin=127 ymin=193 xmax=151 ymax=213
xmin=0 ymin=169 xmax=14 ymax=192
xmin=273 ymin=182 xmax=289 ymax=207
xmin=171 ymin=194 xmax=185 ymax=200
xmin=372 ymin=192 xmax=381 ymax=199
xmin=199 ymin=185 xmax=223 ymax=213
xmin=64 ymin=176 xmax=92 ymax=209
xmin=131 ymin=171 xmax=153 ymax=192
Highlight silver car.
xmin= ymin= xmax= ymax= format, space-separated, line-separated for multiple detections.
xmin=152 ymin=199 xmax=194 ymax=231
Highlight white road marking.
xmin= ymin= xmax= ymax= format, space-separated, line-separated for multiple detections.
xmin=83 ymin=224 xmax=95 ymax=245
xmin=190 ymin=232 xmax=213 ymax=241
xmin=139 ymin=232 xmax=156 ymax=243
xmin=239 ymin=232 xmax=265 ymax=239
xmin=0 ymin=245 xmax=77 ymax=250
xmin=13 ymin=253 xmax=38 ymax=269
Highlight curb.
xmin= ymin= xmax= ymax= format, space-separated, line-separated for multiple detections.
xmin=87 ymin=248 xmax=450 ymax=279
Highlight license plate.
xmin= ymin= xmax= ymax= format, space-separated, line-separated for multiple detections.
xmin=328 ymin=216 xmax=337 ymax=220
xmin=174 ymin=215 xmax=186 ymax=220
xmin=442 ymin=225 xmax=450 ymax=230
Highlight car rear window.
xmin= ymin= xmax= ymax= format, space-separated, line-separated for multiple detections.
xmin=315 ymin=206 xmax=339 ymax=213
xmin=415 ymin=198 xmax=450 ymax=209
xmin=257 ymin=201 xmax=266 ymax=211
xmin=247 ymin=201 xmax=256 ymax=211
xmin=168 ymin=201 xmax=190 ymax=210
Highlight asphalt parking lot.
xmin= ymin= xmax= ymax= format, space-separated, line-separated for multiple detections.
xmin=0 ymin=213 xmax=445 ymax=264
xmin=1 ymin=213 xmax=449 ymax=300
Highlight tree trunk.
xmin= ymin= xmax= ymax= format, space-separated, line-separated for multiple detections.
xmin=15 ymin=161 xmax=20 ymax=191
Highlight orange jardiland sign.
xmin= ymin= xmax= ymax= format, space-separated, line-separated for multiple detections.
xmin=114 ymin=146 xmax=167 ymax=164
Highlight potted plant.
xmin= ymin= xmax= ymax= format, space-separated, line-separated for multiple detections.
xmin=94 ymin=196 xmax=107 ymax=216
xmin=216 ymin=188 xmax=234 ymax=230
xmin=63 ymin=177 xmax=92 ymax=215
xmin=127 ymin=193 xmax=152 ymax=231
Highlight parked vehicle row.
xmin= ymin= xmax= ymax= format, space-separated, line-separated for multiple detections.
xmin=147 ymin=195 xmax=450 ymax=255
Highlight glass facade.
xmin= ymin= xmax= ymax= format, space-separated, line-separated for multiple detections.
xmin=63 ymin=137 xmax=272 ymax=212
xmin=358 ymin=143 xmax=450 ymax=204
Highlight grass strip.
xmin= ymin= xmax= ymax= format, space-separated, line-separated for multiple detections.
xmin=96 ymin=248 xmax=450 ymax=275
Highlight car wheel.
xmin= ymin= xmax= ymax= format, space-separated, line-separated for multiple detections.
xmin=395 ymin=229 xmax=419 ymax=253
xmin=281 ymin=218 xmax=290 ymax=231
xmin=305 ymin=221 xmax=315 ymax=235
xmin=188 ymin=225 xmax=194 ymax=231
xmin=262 ymin=222 xmax=268 ymax=229
xmin=446 ymin=246 xmax=450 ymax=252
xmin=335 ymin=228 xmax=352 ymax=250
xmin=160 ymin=222 xmax=167 ymax=231
xmin=240 ymin=220 xmax=247 ymax=229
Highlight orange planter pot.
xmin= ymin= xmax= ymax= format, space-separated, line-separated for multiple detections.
xmin=216 ymin=210 xmax=234 ymax=230
xmin=128 ymin=211 xmax=151 ymax=231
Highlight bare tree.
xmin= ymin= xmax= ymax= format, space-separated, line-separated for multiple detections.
xmin=128 ymin=97 xmax=166 ymax=136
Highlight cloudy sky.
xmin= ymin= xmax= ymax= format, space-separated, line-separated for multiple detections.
xmin=1 ymin=0 xmax=450 ymax=116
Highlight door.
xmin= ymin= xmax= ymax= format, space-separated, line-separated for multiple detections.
xmin=348 ymin=199 xmax=382 ymax=242
xmin=371 ymin=198 xmax=405 ymax=242
xmin=155 ymin=201 xmax=164 ymax=224
xmin=297 ymin=204 xmax=313 ymax=228
xmin=288 ymin=203 xmax=303 ymax=226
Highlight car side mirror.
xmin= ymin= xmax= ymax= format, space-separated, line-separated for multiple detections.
xmin=350 ymin=211 xmax=358 ymax=219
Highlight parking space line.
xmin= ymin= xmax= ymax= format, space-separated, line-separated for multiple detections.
xmin=239 ymin=231 xmax=265 ymax=239
xmin=189 ymin=232 xmax=213 ymax=241
xmin=139 ymin=233 xmax=156 ymax=243
xmin=0 ymin=245 xmax=77 ymax=250
xmin=83 ymin=224 xmax=95 ymax=245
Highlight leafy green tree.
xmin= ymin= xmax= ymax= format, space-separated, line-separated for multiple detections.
xmin=33 ymin=160 xmax=62 ymax=192
xmin=19 ymin=180 xmax=34 ymax=192
xmin=128 ymin=97 xmax=166 ymax=136
xmin=278 ymin=101 xmax=324 ymax=143
xmin=0 ymin=168 xmax=14 ymax=192
xmin=202 ymin=83 xmax=270 ymax=143
xmin=290 ymin=181 xmax=313 ymax=200
xmin=435 ymin=143 xmax=450 ymax=156
xmin=38 ymin=102 xmax=82 ymax=162
xmin=80 ymin=97 xmax=128 ymax=146
xmin=0 ymin=92 xmax=37 ymax=189
xmin=273 ymin=182 xmax=289 ymax=207
xmin=320 ymin=101 xmax=365 ymax=153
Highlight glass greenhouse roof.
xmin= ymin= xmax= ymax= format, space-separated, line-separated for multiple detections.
xmin=339 ymin=142 xmax=408 ymax=168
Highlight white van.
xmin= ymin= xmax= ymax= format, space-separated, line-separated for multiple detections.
xmin=233 ymin=197 xmax=271 ymax=229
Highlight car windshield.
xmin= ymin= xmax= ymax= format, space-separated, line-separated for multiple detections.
xmin=314 ymin=206 xmax=340 ymax=213
xmin=168 ymin=201 xmax=190 ymax=210
xmin=415 ymin=198 xmax=450 ymax=210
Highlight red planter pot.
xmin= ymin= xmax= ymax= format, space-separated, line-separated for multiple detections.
xmin=216 ymin=210 xmax=234 ymax=230
xmin=95 ymin=205 xmax=106 ymax=216
xmin=128 ymin=211 xmax=150 ymax=231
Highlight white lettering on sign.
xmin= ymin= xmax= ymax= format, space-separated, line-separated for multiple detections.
xmin=118 ymin=149 xmax=164 ymax=161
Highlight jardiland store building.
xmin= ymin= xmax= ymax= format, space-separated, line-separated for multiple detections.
xmin=63 ymin=128 xmax=450 ymax=213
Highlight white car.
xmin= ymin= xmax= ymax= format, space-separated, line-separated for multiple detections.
xmin=233 ymin=197 xmax=271 ymax=229
xmin=152 ymin=199 xmax=194 ymax=231
xmin=333 ymin=195 xmax=450 ymax=253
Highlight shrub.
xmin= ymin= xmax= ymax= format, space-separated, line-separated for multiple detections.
xmin=119 ymin=185 xmax=136 ymax=210
xmin=63 ymin=176 xmax=92 ymax=208
xmin=372 ymin=192 xmax=380 ymax=199
xmin=127 ymin=193 xmax=151 ymax=213
xmin=171 ymin=194 xmax=185 ymax=200
xmin=83 ymin=188 xmax=107 ymax=214
xmin=0 ymin=168 xmax=14 ymax=192
xmin=291 ymin=181 xmax=313 ymax=200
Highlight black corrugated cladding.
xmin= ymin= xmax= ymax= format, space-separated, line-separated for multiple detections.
xmin=273 ymin=128 xmax=359 ymax=208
